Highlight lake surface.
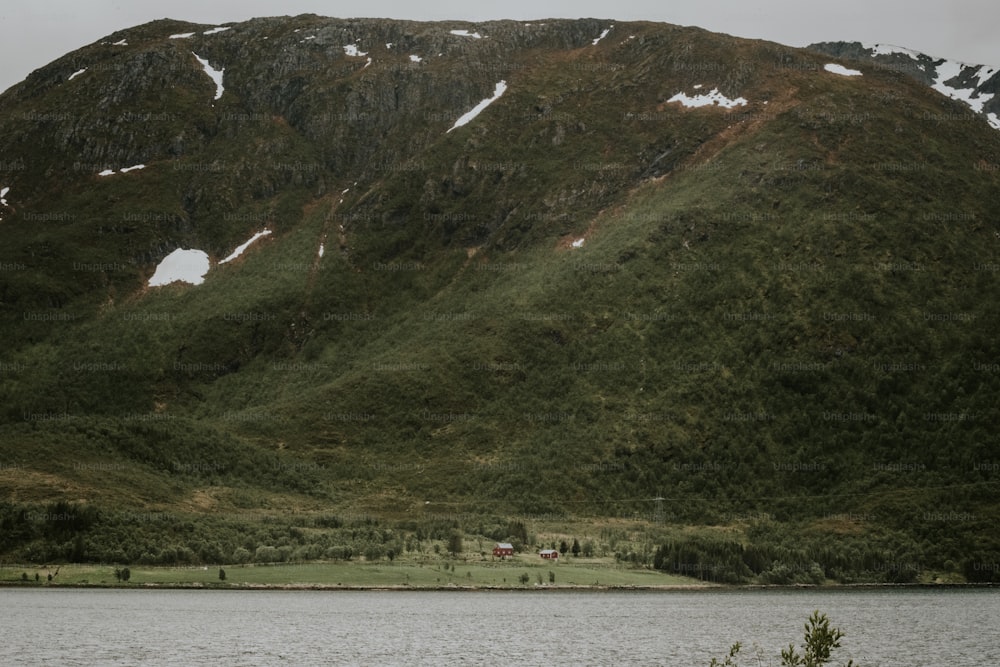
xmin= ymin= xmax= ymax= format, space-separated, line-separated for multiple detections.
xmin=0 ymin=588 xmax=995 ymax=665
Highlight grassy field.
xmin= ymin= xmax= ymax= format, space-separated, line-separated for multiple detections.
xmin=0 ymin=556 xmax=705 ymax=589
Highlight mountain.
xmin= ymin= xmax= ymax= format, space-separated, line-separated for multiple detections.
xmin=808 ymin=40 xmax=1000 ymax=129
xmin=1 ymin=15 xmax=999 ymax=583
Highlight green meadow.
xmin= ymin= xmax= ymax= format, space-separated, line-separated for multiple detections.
xmin=0 ymin=555 xmax=703 ymax=589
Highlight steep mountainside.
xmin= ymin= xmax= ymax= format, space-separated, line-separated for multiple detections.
xmin=1 ymin=16 xmax=999 ymax=581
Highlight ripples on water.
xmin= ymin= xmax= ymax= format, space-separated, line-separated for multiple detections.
xmin=0 ymin=588 xmax=995 ymax=666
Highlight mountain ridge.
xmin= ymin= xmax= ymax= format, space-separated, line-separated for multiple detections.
xmin=808 ymin=40 xmax=1000 ymax=128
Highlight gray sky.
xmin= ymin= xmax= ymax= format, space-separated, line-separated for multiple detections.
xmin=2 ymin=1 xmax=998 ymax=94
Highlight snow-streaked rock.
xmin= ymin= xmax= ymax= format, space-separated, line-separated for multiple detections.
xmin=932 ymin=60 xmax=994 ymax=113
xmin=592 ymin=27 xmax=611 ymax=46
xmin=192 ymin=53 xmax=225 ymax=100
xmin=447 ymin=81 xmax=508 ymax=132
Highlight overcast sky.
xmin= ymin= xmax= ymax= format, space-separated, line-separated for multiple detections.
xmin=2 ymin=0 xmax=998 ymax=94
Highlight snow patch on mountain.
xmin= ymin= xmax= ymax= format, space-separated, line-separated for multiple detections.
xmin=203 ymin=26 xmax=231 ymax=35
xmin=1 ymin=187 xmax=9 ymax=206
xmin=169 ymin=32 xmax=195 ymax=39
xmin=932 ymin=61 xmax=994 ymax=113
xmin=668 ymin=88 xmax=748 ymax=109
xmin=112 ymin=39 xmax=128 ymax=46
xmin=219 ymin=230 xmax=272 ymax=264
xmin=343 ymin=44 xmax=368 ymax=57
xmin=98 ymin=165 xmax=145 ymax=177
xmin=449 ymin=29 xmax=482 ymax=39
xmin=148 ymin=249 xmax=211 ymax=286
xmin=410 ymin=54 xmax=422 ymax=63
xmin=824 ymin=63 xmax=863 ymax=77
xmin=192 ymin=53 xmax=224 ymax=100
xmin=976 ymin=66 xmax=998 ymax=87
xmin=592 ymin=27 xmax=612 ymax=46
xmin=68 ymin=68 xmax=87 ymax=81
xmin=866 ymin=43 xmax=920 ymax=59
xmin=447 ymin=81 xmax=508 ymax=132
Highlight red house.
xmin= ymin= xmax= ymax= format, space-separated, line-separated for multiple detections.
xmin=539 ymin=549 xmax=559 ymax=559
xmin=493 ymin=542 xmax=514 ymax=558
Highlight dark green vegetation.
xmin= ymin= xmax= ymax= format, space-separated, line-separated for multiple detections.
xmin=710 ymin=611 xmax=854 ymax=667
xmin=1 ymin=16 xmax=999 ymax=583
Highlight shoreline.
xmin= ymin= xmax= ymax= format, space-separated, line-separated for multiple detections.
xmin=1 ymin=581 xmax=993 ymax=592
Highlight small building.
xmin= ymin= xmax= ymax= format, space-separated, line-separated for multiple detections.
xmin=539 ymin=549 xmax=559 ymax=559
xmin=493 ymin=542 xmax=514 ymax=558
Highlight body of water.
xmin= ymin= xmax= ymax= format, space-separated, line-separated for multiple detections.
xmin=0 ymin=587 xmax=995 ymax=665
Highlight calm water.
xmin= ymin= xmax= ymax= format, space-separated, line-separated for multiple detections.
xmin=0 ymin=588 xmax=995 ymax=665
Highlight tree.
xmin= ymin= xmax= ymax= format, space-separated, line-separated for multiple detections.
xmin=447 ymin=531 xmax=463 ymax=557
xmin=559 ymin=540 xmax=569 ymax=555
xmin=518 ymin=572 xmax=530 ymax=585
xmin=548 ymin=570 xmax=555 ymax=583
xmin=218 ymin=568 xmax=226 ymax=581
xmin=571 ymin=538 xmax=581 ymax=557
xmin=121 ymin=567 xmax=131 ymax=582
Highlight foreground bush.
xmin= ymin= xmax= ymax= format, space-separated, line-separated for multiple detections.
xmin=709 ymin=611 xmax=854 ymax=667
